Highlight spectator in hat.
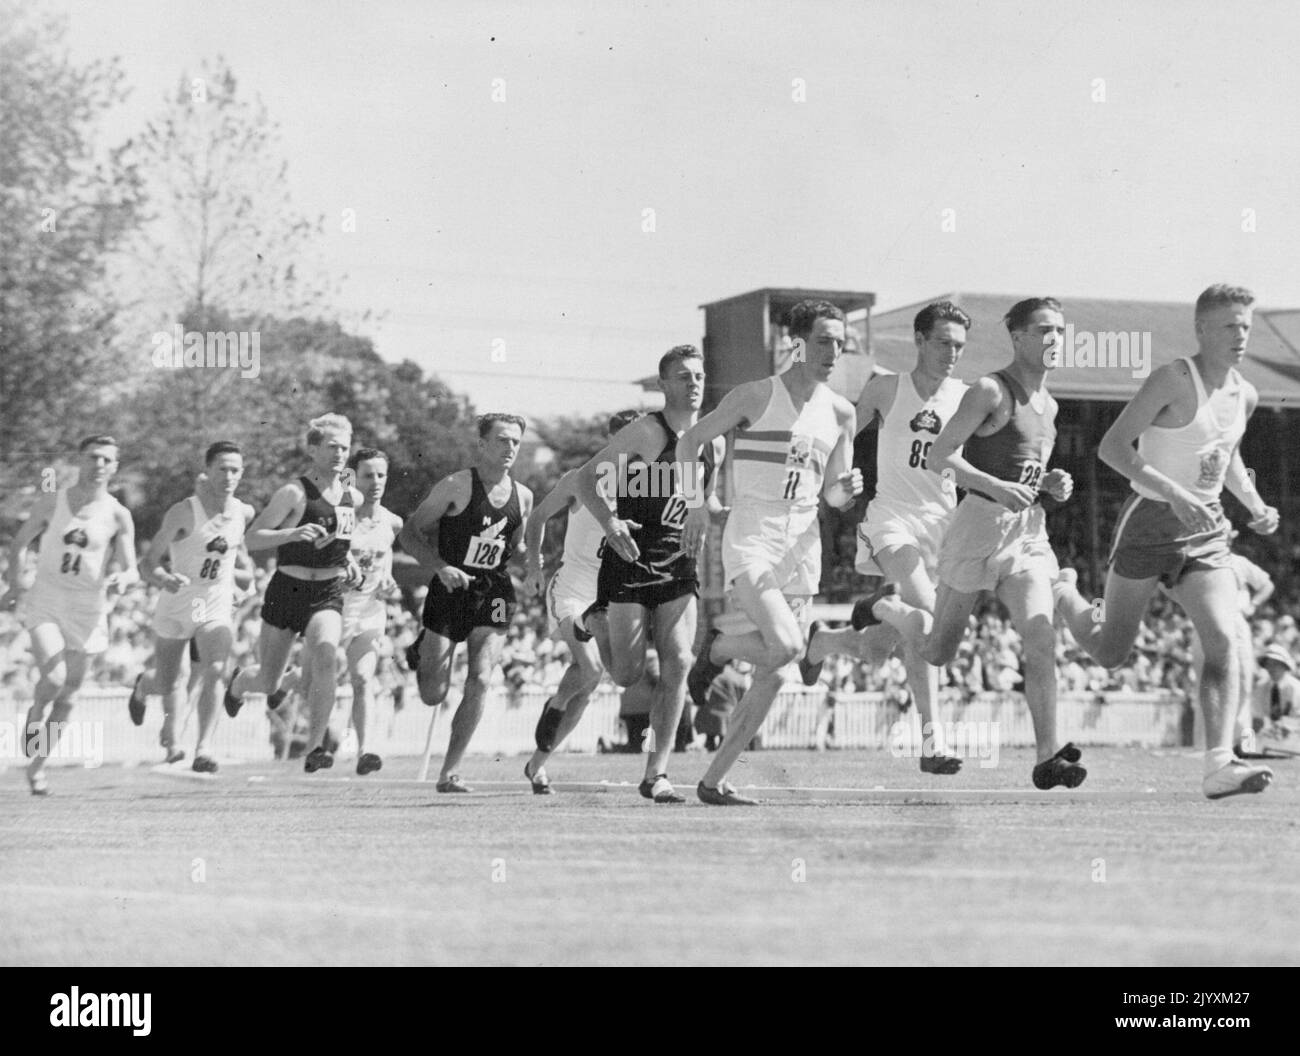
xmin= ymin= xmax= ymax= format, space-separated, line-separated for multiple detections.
xmin=1249 ymin=642 xmax=1300 ymax=756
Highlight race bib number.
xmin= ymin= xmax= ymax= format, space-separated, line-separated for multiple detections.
xmin=464 ymin=534 xmax=505 ymax=570
xmin=333 ymin=506 xmax=356 ymax=541
xmin=1019 ymin=461 xmax=1044 ymax=489
xmin=661 ymin=495 xmax=688 ymax=529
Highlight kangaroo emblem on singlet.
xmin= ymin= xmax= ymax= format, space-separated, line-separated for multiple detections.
xmin=465 ymin=515 xmax=508 ymax=571
xmin=1198 ymin=447 xmax=1228 ymax=489
xmin=910 ymin=409 xmax=942 ymax=435
xmin=63 ymin=527 xmax=89 ymax=548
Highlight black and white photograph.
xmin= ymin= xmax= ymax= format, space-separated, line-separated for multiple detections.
xmin=2 ymin=0 xmax=1298 ymax=994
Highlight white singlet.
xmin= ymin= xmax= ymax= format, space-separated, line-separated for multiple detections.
xmin=1132 ymin=358 xmax=1247 ymax=505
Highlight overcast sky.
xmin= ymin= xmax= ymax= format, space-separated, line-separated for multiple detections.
xmin=54 ymin=0 xmax=1300 ymax=416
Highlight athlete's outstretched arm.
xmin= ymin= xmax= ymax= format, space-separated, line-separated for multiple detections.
xmin=523 ymin=471 xmax=578 ymax=595
xmin=1098 ymin=363 xmax=1218 ymax=533
xmin=140 ymin=500 xmax=192 ymax=592
xmin=853 ymin=373 xmax=898 ymax=435
xmin=677 ymin=383 xmax=766 ymax=554
xmin=574 ymin=417 xmax=661 ymax=563
xmin=399 ymin=473 xmax=465 ymax=580
xmin=1222 ymin=384 xmax=1278 ymax=534
xmin=104 ymin=504 xmax=140 ymax=596
xmin=929 ymin=379 xmax=1036 ymax=510
xmin=2 ymin=492 xmax=55 ymax=603
xmin=244 ymin=482 xmax=317 ymax=552
xmin=821 ymin=397 xmax=864 ymax=509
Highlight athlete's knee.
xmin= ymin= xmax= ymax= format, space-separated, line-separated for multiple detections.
xmin=656 ymin=650 xmax=691 ymax=685
xmin=463 ymin=671 xmax=491 ymax=697
xmin=608 ymin=656 xmax=644 ymax=688
xmin=762 ymin=628 xmax=803 ymax=670
xmin=1020 ymin=622 xmax=1056 ymax=665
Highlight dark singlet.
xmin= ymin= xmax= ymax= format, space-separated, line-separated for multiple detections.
xmin=437 ymin=468 xmax=522 ymax=585
xmin=276 ymin=476 xmax=356 ymax=568
xmin=614 ymin=411 xmax=716 ymax=584
xmin=962 ymin=371 xmax=1057 ymax=504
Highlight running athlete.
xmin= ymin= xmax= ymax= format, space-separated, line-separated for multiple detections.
xmin=401 ymin=413 xmax=533 ymax=793
xmin=132 ymin=442 xmax=254 ymax=772
xmin=573 ymin=347 xmax=725 ymax=804
xmin=3 ymin=435 xmax=138 ymax=795
xmin=844 ymin=301 xmax=972 ymax=774
xmin=1053 ymin=285 xmax=1278 ymax=799
xmin=521 ymin=410 xmax=640 ymax=794
xmin=677 ymin=301 xmax=864 ymax=805
xmin=869 ymin=298 xmax=1083 ymax=791
xmin=337 ymin=447 xmax=402 ymax=775
xmin=224 ymin=414 xmax=364 ymax=773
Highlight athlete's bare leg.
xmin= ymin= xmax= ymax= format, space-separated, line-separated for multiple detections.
xmin=152 ymin=637 xmax=189 ymax=756
xmin=997 ymin=569 xmax=1061 ymax=763
xmin=415 ymin=628 xmax=457 ymax=706
xmin=645 ymin=592 xmax=696 ymax=783
xmin=700 ymin=570 xmax=804 ymax=790
xmin=229 ymin=623 xmax=298 ymax=699
xmin=438 ymin=625 xmax=506 ymax=782
xmin=1170 ymin=568 xmax=1241 ymax=764
xmin=346 ymin=631 xmax=381 ymax=756
xmin=302 ymin=610 xmax=344 ymax=753
xmin=809 ymin=546 xmax=952 ymax=756
xmin=192 ymin=622 xmax=233 ymax=760
xmin=603 ymin=602 xmax=651 ymax=687
xmin=527 ymin=619 xmax=602 ymax=779
xmin=25 ymin=624 xmax=89 ymax=787
xmin=1054 ymin=569 xmax=1160 ymax=668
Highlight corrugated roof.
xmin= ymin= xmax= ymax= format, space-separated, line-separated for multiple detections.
xmin=872 ymin=293 xmax=1300 ymax=407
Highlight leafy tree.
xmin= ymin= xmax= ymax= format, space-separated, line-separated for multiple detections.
xmin=0 ymin=2 xmax=144 ymax=486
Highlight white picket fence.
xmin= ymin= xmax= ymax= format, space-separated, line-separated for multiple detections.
xmin=0 ymin=682 xmax=1188 ymax=770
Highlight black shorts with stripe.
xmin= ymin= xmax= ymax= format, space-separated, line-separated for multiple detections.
xmin=1107 ymin=494 xmax=1233 ymax=588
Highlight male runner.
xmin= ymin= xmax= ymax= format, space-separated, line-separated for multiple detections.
xmin=573 ymin=347 xmax=724 ymax=804
xmin=224 ymin=413 xmax=363 ymax=773
xmin=1053 ymin=285 xmax=1278 ymax=798
xmin=521 ymin=410 xmax=640 ymax=794
xmin=3 ymin=435 xmax=138 ymax=795
xmin=133 ymin=442 xmax=254 ymax=772
xmin=847 ymin=300 xmax=973 ymax=774
xmin=677 ymin=301 xmax=864 ymax=805
xmin=401 ymin=414 xmax=533 ymax=792
xmin=337 ymin=447 xmax=402 ymax=775
xmin=868 ymin=298 xmax=1082 ymax=790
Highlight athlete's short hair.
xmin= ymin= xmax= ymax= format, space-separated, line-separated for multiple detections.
xmin=1195 ymin=284 xmax=1255 ymax=318
xmin=477 ymin=413 xmax=526 ymax=439
xmin=1003 ymin=297 xmax=1063 ymax=333
xmin=657 ymin=345 xmax=702 ymax=378
xmin=608 ymin=410 xmax=641 ymax=435
xmin=349 ymin=446 xmax=388 ymax=469
xmin=914 ymin=301 xmax=972 ymax=337
xmin=78 ymin=434 xmax=118 ymax=453
xmin=787 ymin=300 xmax=846 ymax=341
xmin=204 ymin=440 xmax=242 ymax=464
xmin=306 ymin=413 xmax=352 ymax=446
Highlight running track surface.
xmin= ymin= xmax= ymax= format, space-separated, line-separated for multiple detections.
xmin=3 ymin=748 xmax=1296 ymax=966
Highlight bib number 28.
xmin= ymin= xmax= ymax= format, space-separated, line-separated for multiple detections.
xmin=1019 ymin=462 xmax=1044 ymax=489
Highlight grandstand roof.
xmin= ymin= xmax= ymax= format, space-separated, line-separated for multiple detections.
xmin=873 ymin=294 xmax=1300 ymax=407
